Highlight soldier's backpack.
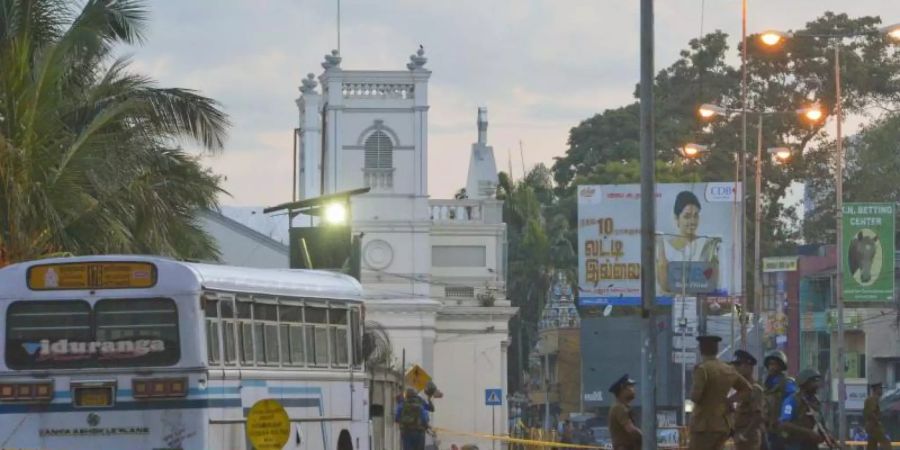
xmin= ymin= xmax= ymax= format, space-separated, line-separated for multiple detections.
xmin=399 ymin=396 xmax=425 ymax=431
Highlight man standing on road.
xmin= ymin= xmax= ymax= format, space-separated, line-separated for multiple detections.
xmin=608 ymin=374 xmax=643 ymax=450
xmin=689 ymin=335 xmax=752 ymax=450
xmin=731 ymin=350 xmax=766 ymax=450
xmin=763 ymin=351 xmax=796 ymax=450
xmin=396 ymin=388 xmax=430 ymax=450
xmin=864 ymin=382 xmax=891 ymax=450
xmin=778 ymin=369 xmax=835 ymax=450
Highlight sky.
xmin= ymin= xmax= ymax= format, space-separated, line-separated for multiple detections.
xmin=126 ymin=1 xmax=900 ymax=206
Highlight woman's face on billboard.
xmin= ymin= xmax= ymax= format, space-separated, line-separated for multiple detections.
xmin=676 ymin=204 xmax=700 ymax=238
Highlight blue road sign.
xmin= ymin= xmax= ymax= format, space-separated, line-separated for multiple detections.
xmin=485 ymin=388 xmax=503 ymax=406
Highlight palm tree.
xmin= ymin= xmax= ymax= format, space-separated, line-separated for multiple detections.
xmin=0 ymin=0 xmax=230 ymax=266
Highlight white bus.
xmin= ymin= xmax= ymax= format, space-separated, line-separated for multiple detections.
xmin=0 ymin=255 xmax=370 ymax=450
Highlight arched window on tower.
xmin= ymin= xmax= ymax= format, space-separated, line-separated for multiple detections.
xmin=363 ymin=130 xmax=394 ymax=189
xmin=364 ymin=131 xmax=393 ymax=169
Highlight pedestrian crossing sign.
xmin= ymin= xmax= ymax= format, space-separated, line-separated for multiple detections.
xmin=405 ymin=364 xmax=432 ymax=392
xmin=485 ymin=388 xmax=502 ymax=406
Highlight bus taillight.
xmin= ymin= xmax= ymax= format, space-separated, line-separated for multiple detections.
xmin=132 ymin=377 xmax=188 ymax=399
xmin=0 ymin=382 xmax=54 ymax=403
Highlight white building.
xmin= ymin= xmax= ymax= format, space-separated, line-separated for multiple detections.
xmin=291 ymin=48 xmax=516 ymax=449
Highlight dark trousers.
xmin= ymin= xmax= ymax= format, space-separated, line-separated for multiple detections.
xmin=401 ymin=430 xmax=426 ymax=450
xmin=767 ymin=432 xmax=786 ymax=450
xmin=867 ymin=433 xmax=891 ymax=450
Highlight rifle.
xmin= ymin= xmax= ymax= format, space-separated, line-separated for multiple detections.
xmin=808 ymin=411 xmax=838 ymax=449
xmin=797 ymin=394 xmax=838 ymax=449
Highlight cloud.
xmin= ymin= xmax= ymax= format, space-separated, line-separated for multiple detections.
xmin=129 ymin=0 xmax=900 ymax=202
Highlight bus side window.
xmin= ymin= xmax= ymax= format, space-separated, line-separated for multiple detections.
xmin=253 ymin=302 xmax=279 ymax=366
xmin=204 ymin=295 xmax=220 ymax=365
xmin=236 ymin=296 xmax=254 ymax=365
xmin=305 ymin=305 xmax=328 ymax=367
xmin=278 ymin=304 xmax=304 ymax=367
xmin=351 ymin=308 xmax=362 ymax=367
xmin=219 ymin=296 xmax=237 ymax=365
xmin=330 ymin=308 xmax=349 ymax=367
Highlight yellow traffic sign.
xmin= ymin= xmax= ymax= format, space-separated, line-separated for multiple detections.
xmin=246 ymin=399 xmax=290 ymax=450
xmin=405 ymin=364 xmax=431 ymax=392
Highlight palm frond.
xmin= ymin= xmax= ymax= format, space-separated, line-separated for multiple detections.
xmin=137 ymin=88 xmax=230 ymax=152
xmin=0 ymin=0 xmax=229 ymax=265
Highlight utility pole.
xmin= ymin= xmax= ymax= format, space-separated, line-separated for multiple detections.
xmin=754 ymin=112 xmax=768 ymax=369
xmin=738 ymin=0 xmax=749 ymax=352
xmin=834 ymin=45 xmax=847 ymax=448
xmin=639 ymin=0 xmax=658 ymax=448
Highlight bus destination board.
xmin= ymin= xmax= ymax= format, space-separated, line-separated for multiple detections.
xmin=27 ymin=262 xmax=157 ymax=290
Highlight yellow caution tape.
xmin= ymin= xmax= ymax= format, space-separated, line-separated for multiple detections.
xmin=431 ymin=427 xmax=606 ymax=449
xmin=845 ymin=442 xmax=900 ymax=447
xmin=431 ymin=428 xmax=900 ymax=449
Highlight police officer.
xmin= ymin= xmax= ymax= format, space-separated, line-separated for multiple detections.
xmin=608 ymin=374 xmax=643 ymax=450
xmin=778 ymin=369 xmax=835 ymax=450
xmin=864 ymin=382 xmax=891 ymax=450
xmin=731 ymin=350 xmax=766 ymax=450
xmin=763 ymin=350 xmax=797 ymax=450
xmin=690 ymin=335 xmax=752 ymax=450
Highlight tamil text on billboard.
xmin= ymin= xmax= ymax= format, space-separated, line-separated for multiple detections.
xmin=578 ymin=183 xmax=740 ymax=306
xmin=842 ymin=203 xmax=895 ymax=303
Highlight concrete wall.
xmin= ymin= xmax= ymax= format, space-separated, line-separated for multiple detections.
xmin=433 ymin=310 xmax=512 ymax=448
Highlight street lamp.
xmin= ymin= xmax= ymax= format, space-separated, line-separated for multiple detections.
xmin=699 ymin=103 xmax=727 ymax=119
xmin=800 ymin=104 xmax=824 ymax=122
xmin=760 ymin=30 xmax=789 ymax=47
xmin=682 ymin=143 xmax=708 ymax=158
xmin=767 ymin=147 xmax=792 ymax=163
xmin=758 ymin=24 xmax=899 ymax=445
xmin=883 ymin=23 xmax=900 ymax=41
xmin=324 ymin=202 xmax=348 ymax=225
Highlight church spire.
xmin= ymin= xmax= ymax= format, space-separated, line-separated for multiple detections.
xmin=465 ymin=107 xmax=499 ymax=199
xmin=477 ymin=107 xmax=488 ymax=145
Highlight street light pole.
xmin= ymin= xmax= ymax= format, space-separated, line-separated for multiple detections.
xmin=639 ymin=0 xmax=658 ymax=448
xmin=833 ymin=44 xmax=847 ymax=449
xmin=754 ymin=114 xmax=764 ymax=362
xmin=739 ymin=0 xmax=749 ymax=352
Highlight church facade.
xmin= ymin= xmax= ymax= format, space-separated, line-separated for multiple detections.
xmin=294 ymin=48 xmax=516 ymax=448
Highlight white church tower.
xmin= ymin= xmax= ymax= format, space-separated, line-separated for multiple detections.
xmin=296 ymin=49 xmax=515 ymax=450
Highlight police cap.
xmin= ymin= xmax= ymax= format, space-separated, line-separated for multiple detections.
xmin=608 ymin=374 xmax=636 ymax=395
xmin=731 ymin=349 xmax=757 ymax=366
xmin=696 ymin=335 xmax=722 ymax=344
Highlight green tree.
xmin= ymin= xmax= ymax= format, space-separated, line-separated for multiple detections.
xmin=0 ymin=0 xmax=230 ymax=265
xmin=549 ymin=12 xmax=900 ymax=288
xmin=804 ymin=112 xmax=900 ymax=242
xmin=501 ymin=165 xmax=577 ymax=392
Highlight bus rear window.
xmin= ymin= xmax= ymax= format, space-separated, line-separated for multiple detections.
xmin=5 ymin=298 xmax=180 ymax=370
xmin=95 ymin=298 xmax=180 ymax=367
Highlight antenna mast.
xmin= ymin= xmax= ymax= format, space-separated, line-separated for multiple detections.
xmin=337 ymin=0 xmax=342 ymax=53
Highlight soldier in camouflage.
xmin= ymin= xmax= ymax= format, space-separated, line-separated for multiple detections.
xmin=763 ymin=351 xmax=796 ymax=450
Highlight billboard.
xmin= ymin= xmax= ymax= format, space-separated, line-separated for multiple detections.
xmin=842 ymin=203 xmax=895 ymax=303
xmin=578 ymin=183 xmax=740 ymax=306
